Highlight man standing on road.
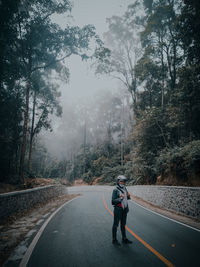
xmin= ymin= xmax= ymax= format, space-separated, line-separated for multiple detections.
xmin=112 ymin=175 xmax=132 ymax=246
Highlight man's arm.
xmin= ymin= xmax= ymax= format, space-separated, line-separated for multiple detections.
xmin=126 ymin=188 xmax=131 ymax=200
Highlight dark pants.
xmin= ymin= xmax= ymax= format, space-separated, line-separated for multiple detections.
xmin=112 ymin=207 xmax=128 ymax=240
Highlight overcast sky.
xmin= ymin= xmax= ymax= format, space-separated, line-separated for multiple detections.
xmin=42 ymin=0 xmax=134 ymax=157
xmin=54 ymin=0 xmax=134 ymax=103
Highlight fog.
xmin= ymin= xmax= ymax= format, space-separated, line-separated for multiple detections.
xmin=41 ymin=0 xmax=134 ymax=158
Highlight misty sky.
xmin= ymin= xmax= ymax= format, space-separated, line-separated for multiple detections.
xmin=56 ymin=0 xmax=134 ymax=102
xmin=42 ymin=0 xmax=134 ymax=157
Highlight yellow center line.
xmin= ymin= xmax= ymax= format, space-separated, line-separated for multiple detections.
xmin=102 ymin=193 xmax=175 ymax=267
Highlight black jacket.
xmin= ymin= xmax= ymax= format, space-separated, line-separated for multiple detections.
xmin=112 ymin=186 xmax=130 ymax=212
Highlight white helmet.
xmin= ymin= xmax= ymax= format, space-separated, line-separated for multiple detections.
xmin=117 ymin=175 xmax=127 ymax=183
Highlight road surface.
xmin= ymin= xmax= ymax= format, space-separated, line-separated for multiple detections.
xmin=21 ymin=186 xmax=200 ymax=267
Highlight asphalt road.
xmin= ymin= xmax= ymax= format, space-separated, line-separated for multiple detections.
xmin=22 ymin=186 xmax=199 ymax=267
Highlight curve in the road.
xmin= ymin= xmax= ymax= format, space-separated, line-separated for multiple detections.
xmin=18 ymin=187 xmax=199 ymax=267
xmin=103 ymin=194 xmax=175 ymax=267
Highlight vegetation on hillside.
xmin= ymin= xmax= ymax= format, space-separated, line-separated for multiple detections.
xmin=0 ymin=0 xmax=199 ymax=186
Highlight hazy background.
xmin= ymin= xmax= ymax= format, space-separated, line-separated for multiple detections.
xmin=42 ymin=0 xmax=134 ymax=158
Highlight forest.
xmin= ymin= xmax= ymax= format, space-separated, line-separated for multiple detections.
xmin=0 ymin=0 xmax=200 ymax=187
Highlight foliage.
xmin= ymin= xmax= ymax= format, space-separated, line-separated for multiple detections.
xmin=42 ymin=0 xmax=200 ymax=186
xmin=1 ymin=0 xmax=200 ymax=186
xmin=0 ymin=0 xmax=101 ymax=183
xmin=156 ymin=141 xmax=200 ymax=183
xmin=127 ymin=0 xmax=200 ymax=185
xmin=94 ymin=1 xmax=144 ymax=104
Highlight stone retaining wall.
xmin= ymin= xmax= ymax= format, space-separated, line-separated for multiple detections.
xmin=128 ymin=185 xmax=200 ymax=219
xmin=0 ymin=185 xmax=67 ymax=222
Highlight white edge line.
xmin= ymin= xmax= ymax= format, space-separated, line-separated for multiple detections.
xmin=131 ymin=200 xmax=200 ymax=233
xmin=19 ymin=196 xmax=82 ymax=267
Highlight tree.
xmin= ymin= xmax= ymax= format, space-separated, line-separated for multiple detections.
xmin=141 ymin=0 xmax=183 ymax=105
xmin=135 ymin=48 xmax=165 ymax=111
xmin=16 ymin=0 xmax=100 ymax=183
xmin=94 ymin=1 xmax=144 ymax=106
xmin=174 ymin=0 xmax=200 ymax=140
xmin=0 ymin=85 xmax=23 ymax=182
xmin=0 ymin=0 xmax=24 ymax=181
xmin=130 ymin=0 xmax=200 ymax=185
xmin=0 ymin=0 xmax=101 ymax=184
xmin=28 ymin=72 xmax=62 ymax=172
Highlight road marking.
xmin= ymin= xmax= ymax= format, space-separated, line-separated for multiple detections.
xmin=131 ymin=200 xmax=200 ymax=232
xmin=103 ymin=194 xmax=175 ymax=267
xmin=19 ymin=196 xmax=82 ymax=267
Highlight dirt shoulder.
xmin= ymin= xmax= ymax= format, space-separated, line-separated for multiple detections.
xmin=0 ymin=193 xmax=79 ymax=266
xmin=130 ymin=194 xmax=200 ymax=230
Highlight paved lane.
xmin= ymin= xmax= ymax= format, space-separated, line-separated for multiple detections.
xmin=121 ymin=200 xmax=199 ymax=267
xmin=23 ymin=186 xmax=199 ymax=267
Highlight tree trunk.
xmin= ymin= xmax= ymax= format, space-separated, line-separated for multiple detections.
xmin=83 ymin=118 xmax=87 ymax=174
xmin=19 ymin=79 xmax=31 ymax=184
xmin=120 ymin=101 xmax=125 ymax=166
xmin=120 ymin=138 xmax=124 ymax=166
xmin=28 ymin=90 xmax=37 ymax=172
xmin=161 ymin=46 xmax=165 ymax=107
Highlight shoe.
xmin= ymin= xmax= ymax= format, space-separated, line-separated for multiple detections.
xmin=122 ymin=238 xmax=132 ymax=244
xmin=112 ymin=239 xmax=121 ymax=246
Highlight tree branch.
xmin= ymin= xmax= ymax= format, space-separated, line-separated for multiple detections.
xmin=31 ymin=51 xmax=73 ymax=73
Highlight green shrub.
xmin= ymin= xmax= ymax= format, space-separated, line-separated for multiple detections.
xmin=82 ymin=171 xmax=93 ymax=184
xmin=156 ymin=140 xmax=200 ymax=181
xmin=101 ymin=165 xmax=125 ymax=184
